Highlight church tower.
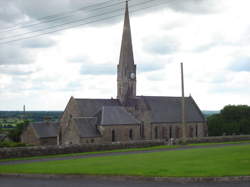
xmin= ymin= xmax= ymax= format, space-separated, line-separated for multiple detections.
xmin=117 ymin=1 xmax=136 ymax=105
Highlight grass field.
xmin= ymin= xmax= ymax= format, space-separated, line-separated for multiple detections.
xmin=0 ymin=144 xmax=250 ymax=177
xmin=1 ymin=140 xmax=250 ymax=162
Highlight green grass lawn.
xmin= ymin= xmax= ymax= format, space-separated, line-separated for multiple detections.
xmin=1 ymin=144 xmax=250 ymax=177
xmin=1 ymin=140 xmax=250 ymax=162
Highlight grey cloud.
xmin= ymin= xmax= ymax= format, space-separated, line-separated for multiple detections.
xmin=0 ymin=65 xmax=39 ymax=76
xmin=0 ymin=45 xmax=33 ymax=65
xmin=0 ymin=0 xmax=217 ymax=31
xmin=137 ymin=61 xmax=165 ymax=72
xmin=69 ymin=56 xmax=89 ymax=63
xmin=80 ymin=63 xmax=116 ymax=75
xmin=143 ymin=36 xmax=179 ymax=55
xmin=229 ymin=57 xmax=250 ymax=72
xmin=21 ymin=38 xmax=56 ymax=48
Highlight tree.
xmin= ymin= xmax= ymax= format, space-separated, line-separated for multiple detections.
xmin=207 ymin=105 xmax=250 ymax=136
xmin=8 ymin=120 xmax=29 ymax=142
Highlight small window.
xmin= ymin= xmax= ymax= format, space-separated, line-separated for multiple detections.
xmin=155 ymin=126 xmax=158 ymax=139
xmin=196 ymin=125 xmax=198 ymax=137
xmin=129 ymin=129 xmax=133 ymax=140
xmin=169 ymin=126 xmax=172 ymax=139
xmin=112 ymin=130 xmax=115 ymax=142
xmin=91 ymin=139 xmax=94 ymax=143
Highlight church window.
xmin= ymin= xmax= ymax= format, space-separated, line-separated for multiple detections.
xmin=169 ymin=126 xmax=172 ymax=139
xmin=140 ymin=124 xmax=144 ymax=138
xmin=176 ymin=127 xmax=180 ymax=138
xmin=189 ymin=126 xmax=194 ymax=137
xmin=155 ymin=126 xmax=158 ymax=139
xmin=129 ymin=129 xmax=133 ymax=140
xmin=196 ymin=125 xmax=198 ymax=137
xmin=112 ymin=130 xmax=115 ymax=142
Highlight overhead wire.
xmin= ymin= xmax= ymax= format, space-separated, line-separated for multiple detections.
xmin=0 ymin=0 xmax=173 ymax=45
xmin=0 ymin=0 xmax=122 ymax=32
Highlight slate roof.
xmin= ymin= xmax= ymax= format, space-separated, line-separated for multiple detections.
xmin=72 ymin=117 xmax=100 ymax=138
xmin=31 ymin=122 xmax=60 ymax=138
xmin=75 ymin=99 xmax=120 ymax=117
xmin=138 ymin=96 xmax=205 ymax=123
xmin=101 ymin=106 xmax=140 ymax=125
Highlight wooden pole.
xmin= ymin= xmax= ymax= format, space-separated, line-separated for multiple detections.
xmin=181 ymin=63 xmax=186 ymax=140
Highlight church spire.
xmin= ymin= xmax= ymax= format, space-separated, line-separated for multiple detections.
xmin=119 ymin=0 xmax=134 ymax=67
xmin=117 ymin=0 xmax=137 ymax=105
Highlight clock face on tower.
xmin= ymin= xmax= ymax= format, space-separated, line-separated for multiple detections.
xmin=130 ymin=72 xmax=136 ymax=80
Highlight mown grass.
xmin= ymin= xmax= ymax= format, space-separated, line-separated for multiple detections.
xmin=0 ymin=145 xmax=179 ymax=162
xmin=0 ymin=144 xmax=250 ymax=177
xmin=1 ymin=140 xmax=250 ymax=162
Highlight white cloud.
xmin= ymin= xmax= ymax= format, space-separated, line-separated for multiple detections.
xmin=1 ymin=0 xmax=250 ymax=110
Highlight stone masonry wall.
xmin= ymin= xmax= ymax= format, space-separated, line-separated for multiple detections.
xmin=1 ymin=135 xmax=250 ymax=159
xmin=98 ymin=124 xmax=141 ymax=143
xmin=21 ymin=125 xmax=40 ymax=145
xmin=0 ymin=140 xmax=164 ymax=159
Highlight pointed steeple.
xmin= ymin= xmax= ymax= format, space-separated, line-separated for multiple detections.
xmin=117 ymin=1 xmax=137 ymax=105
xmin=119 ymin=0 xmax=134 ymax=67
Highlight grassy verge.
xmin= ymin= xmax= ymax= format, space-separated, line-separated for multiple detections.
xmin=0 ymin=144 xmax=250 ymax=177
xmin=1 ymin=140 xmax=250 ymax=162
xmin=0 ymin=145 xmax=179 ymax=162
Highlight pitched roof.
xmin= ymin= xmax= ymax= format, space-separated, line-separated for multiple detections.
xmin=31 ymin=122 xmax=59 ymax=138
xmin=101 ymin=106 xmax=140 ymax=125
xmin=74 ymin=98 xmax=120 ymax=117
xmin=138 ymin=96 xmax=205 ymax=123
xmin=72 ymin=117 xmax=100 ymax=138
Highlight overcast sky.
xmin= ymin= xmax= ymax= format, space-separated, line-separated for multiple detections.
xmin=0 ymin=0 xmax=250 ymax=111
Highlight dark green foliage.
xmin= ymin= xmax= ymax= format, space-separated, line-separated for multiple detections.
xmin=0 ymin=111 xmax=62 ymax=122
xmin=0 ymin=141 xmax=26 ymax=148
xmin=208 ymin=105 xmax=250 ymax=136
xmin=8 ymin=120 xmax=29 ymax=142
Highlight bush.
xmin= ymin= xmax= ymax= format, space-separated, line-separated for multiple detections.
xmin=0 ymin=141 xmax=26 ymax=148
xmin=8 ymin=120 xmax=29 ymax=142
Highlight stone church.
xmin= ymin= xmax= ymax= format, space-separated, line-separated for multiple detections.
xmin=22 ymin=2 xmax=206 ymax=146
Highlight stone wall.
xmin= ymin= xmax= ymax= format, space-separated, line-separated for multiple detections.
xmin=98 ymin=124 xmax=141 ymax=143
xmin=151 ymin=122 xmax=206 ymax=140
xmin=21 ymin=125 xmax=40 ymax=145
xmin=1 ymin=135 xmax=250 ymax=159
xmin=0 ymin=141 xmax=164 ymax=159
xmin=180 ymin=135 xmax=250 ymax=144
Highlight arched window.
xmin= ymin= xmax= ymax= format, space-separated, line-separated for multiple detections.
xmin=129 ymin=129 xmax=133 ymax=140
xmin=155 ymin=126 xmax=158 ymax=139
xmin=169 ymin=126 xmax=172 ymax=139
xmin=112 ymin=130 xmax=115 ymax=142
xmin=196 ymin=124 xmax=198 ymax=137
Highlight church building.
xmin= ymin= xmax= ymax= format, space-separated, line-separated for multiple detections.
xmin=59 ymin=1 xmax=207 ymax=145
xmin=21 ymin=1 xmax=206 ymax=146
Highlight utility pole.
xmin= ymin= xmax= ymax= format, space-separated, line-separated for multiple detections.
xmin=181 ymin=63 xmax=187 ymax=141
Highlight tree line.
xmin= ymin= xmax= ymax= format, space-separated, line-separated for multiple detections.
xmin=208 ymin=105 xmax=250 ymax=136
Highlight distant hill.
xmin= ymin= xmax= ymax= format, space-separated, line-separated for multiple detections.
xmin=0 ymin=111 xmax=63 ymax=122
xmin=202 ymin=110 xmax=220 ymax=118
xmin=0 ymin=110 xmax=219 ymax=122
